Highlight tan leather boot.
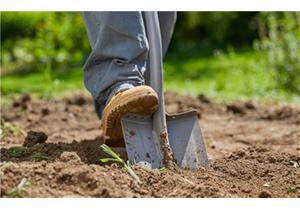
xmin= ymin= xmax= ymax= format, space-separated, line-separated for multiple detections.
xmin=102 ymin=85 xmax=158 ymax=143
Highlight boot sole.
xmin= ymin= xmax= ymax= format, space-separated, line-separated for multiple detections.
xmin=102 ymin=86 xmax=159 ymax=141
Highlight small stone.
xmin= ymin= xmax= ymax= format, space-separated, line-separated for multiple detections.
xmin=263 ymin=183 xmax=272 ymax=188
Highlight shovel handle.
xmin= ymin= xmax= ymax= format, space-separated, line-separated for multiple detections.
xmin=144 ymin=12 xmax=174 ymax=166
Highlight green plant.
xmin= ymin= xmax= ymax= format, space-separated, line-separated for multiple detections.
xmin=159 ymin=167 xmax=168 ymax=173
xmin=7 ymin=178 xmax=31 ymax=198
xmin=8 ymin=147 xmax=28 ymax=158
xmin=100 ymin=144 xmax=140 ymax=184
xmin=0 ymin=119 xmax=26 ymax=137
xmin=173 ymin=12 xmax=258 ymax=48
xmin=31 ymin=152 xmax=50 ymax=160
xmin=256 ymin=12 xmax=300 ymax=94
xmin=287 ymin=186 xmax=297 ymax=193
xmin=0 ymin=162 xmax=14 ymax=177
xmin=1 ymin=161 xmax=13 ymax=169
xmin=1 ymin=12 xmax=47 ymax=42
xmin=1 ymin=12 xmax=89 ymax=75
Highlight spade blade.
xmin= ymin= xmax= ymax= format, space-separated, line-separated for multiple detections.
xmin=166 ymin=111 xmax=209 ymax=170
xmin=121 ymin=113 xmax=164 ymax=169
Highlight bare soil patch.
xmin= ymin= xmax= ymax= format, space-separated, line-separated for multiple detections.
xmin=1 ymin=92 xmax=299 ymax=197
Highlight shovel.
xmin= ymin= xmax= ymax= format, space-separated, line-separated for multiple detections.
xmin=121 ymin=12 xmax=209 ymax=170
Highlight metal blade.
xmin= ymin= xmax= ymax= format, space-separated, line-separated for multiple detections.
xmin=166 ymin=111 xmax=209 ymax=170
xmin=121 ymin=113 xmax=164 ymax=169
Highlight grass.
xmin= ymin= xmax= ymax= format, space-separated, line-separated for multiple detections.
xmin=1 ymin=68 xmax=84 ymax=99
xmin=31 ymin=152 xmax=50 ymax=160
xmin=164 ymin=49 xmax=299 ymax=103
xmin=7 ymin=178 xmax=31 ymax=198
xmin=159 ymin=167 xmax=168 ymax=173
xmin=1 ymin=48 xmax=299 ymax=105
xmin=287 ymin=186 xmax=297 ymax=193
xmin=0 ymin=119 xmax=26 ymax=138
xmin=100 ymin=144 xmax=140 ymax=184
xmin=8 ymin=146 xmax=28 ymax=158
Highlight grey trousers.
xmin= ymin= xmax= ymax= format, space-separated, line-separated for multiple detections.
xmin=81 ymin=12 xmax=177 ymax=118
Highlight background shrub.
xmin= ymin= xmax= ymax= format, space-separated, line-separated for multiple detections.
xmin=1 ymin=12 xmax=89 ymax=76
xmin=256 ymin=12 xmax=300 ymax=94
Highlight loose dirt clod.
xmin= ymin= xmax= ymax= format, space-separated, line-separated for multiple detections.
xmin=262 ymin=106 xmax=300 ymax=120
xmin=244 ymin=101 xmax=256 ymax=110
xmin=23 ymin=131 xmax=48 ymax=147
xmin=226 ymin=104 xmax=246 ymax=115
xmin=60 ymin=151 xmax=82 ymax=163
xmin=66 ymin=95 xmax=88 ymax=106
xmin=258 ymin=191 xmax=272 ymax=198
xmin=198 ymin=94 xmax=211 ymax=104
xmin=41 ymin=108 xmax=50 ymax=116
xmin=13 ymin=94 xmax=31 ymax=108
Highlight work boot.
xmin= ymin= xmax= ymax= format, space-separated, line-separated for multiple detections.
xmin=102 ymin=85 xmax=158 ymax=143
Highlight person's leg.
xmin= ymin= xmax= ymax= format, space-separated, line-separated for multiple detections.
xmin=158 ymin=12 xmax=177 ymax=56
xmin=81 ymin=12 xmax=177 ymax=141
xmin=82 ymin=12 xmax=149 ymax=118
xmin=143 ymin=12 xmax=177 ymax=85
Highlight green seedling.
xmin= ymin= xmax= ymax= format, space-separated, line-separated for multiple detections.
xmin=8 ymin=146 xmax=28 ymax=158
xmin=1 ymin=162 xmax=12 ymax=176
xmin=289 ymin=160 xmax=299 ymax=168
xmin=1 ymin=161 xmax=13 ymax=168
xmin=0 ymin=161 xmax=14 ymax=177
xmin=159 ymin=167 xmax=168 ymax=173
xmin=100 ymin=144 xmax=140 ymax=184
xmin=7 ymin=178 xmax=31 ymax=198
xmin=0 ymin=119 xmax=26 ymax=138
xmin=287 ymin=186 xmax=297 ymax=193
xmin=31 ymin=152 xmax=50 ymax=160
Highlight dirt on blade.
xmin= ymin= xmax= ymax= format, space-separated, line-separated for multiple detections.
xmin=1 ymin=92 xmax=299 ymax=197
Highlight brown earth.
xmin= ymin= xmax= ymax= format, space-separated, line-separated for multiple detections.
xmin=0 ymin=92 xmax=299 ymax=197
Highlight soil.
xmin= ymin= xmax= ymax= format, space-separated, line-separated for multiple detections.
xmin=1 ymin=92 xmax=299 ymax=198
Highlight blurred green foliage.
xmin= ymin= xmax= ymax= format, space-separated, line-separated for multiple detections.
xmin=2 ymin=12 xmax=259 ymax=75
xmin=255 ymin=12 xmax=300 ymax=94
xmin=173 ymin=12 xmax=259 ymax=49
xmin=1 ymin=12 xmax=299 ymax=101
xmin=1 ymin=12 xmax=89 ymax=76
xmin=1 ymin=12 xmax=46 ymax=41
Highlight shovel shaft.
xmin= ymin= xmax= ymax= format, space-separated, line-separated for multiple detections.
xmin=144 ymin=12 xmax=163 ymax=97
xmin=144 ymin=12 xmax=174 ymax=166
